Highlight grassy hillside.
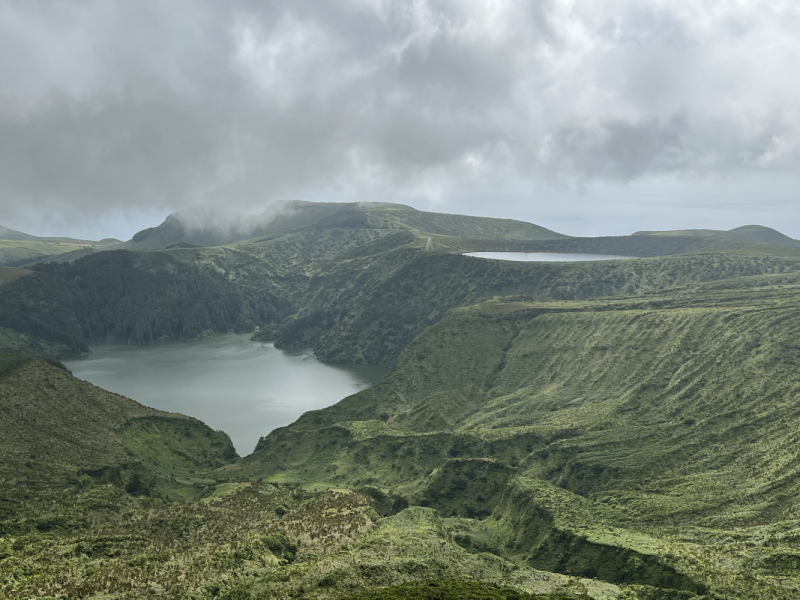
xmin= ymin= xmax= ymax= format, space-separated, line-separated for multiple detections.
xmin=0 ymin=267 xmax=31 ymax=286
xmin=0 ymin=239 xmax=90 ymax=267
xmin=0 ymin=355 xmax=237 ymax=509
xmin=0 ymin=224 xmax=108 ymax=245
xmin=0 ymin=226 xmax=119 ymax=267
xmin=272 ymin=249 xmax=800 ymax=364
xmin=0 ymin=326 xmax=72 ymax=359
xmin=359 ymin=203 xmax=567 ymax=241
xmin=469 ymin=233 xmax=756 ymax=257
xmin=0 ymin=361 xmax=636 ymax=600
xmin=0 ymin=481 xmax=639 ymax=600
xmin=3 ymin=218 xmax=800 ymax=367
xmin=233 ymin=271 xmax=800 ymax=598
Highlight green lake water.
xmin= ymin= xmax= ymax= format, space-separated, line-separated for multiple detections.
xmin=64 ymin=334 xmax=388 ymax=456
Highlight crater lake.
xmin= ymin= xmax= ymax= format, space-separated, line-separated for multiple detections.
xmin=63 ymin=334 xmax=388 ymax=455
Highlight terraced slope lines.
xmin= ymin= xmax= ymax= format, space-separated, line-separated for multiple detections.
xmin=238 ymin=273 xmax=800 ymax=598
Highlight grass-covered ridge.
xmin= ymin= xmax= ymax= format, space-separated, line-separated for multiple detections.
xmin=2 ymin=227 xmax=799 ymax=365
xmin=0 ymin=224 xmax=119 ymax=267
xmin=0 ymin=356 xmax=237 ymax=508
xmin=121 ymin=201 xmax=569 ymax=251
xmin=2 ymin=201 xmax=800 ymax=369
xmin=633 ymin=224 xmax=800 ymax=247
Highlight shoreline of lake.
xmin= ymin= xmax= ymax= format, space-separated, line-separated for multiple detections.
xmin=463 ymin=251 xmax=637 ymax=262
xmin=64 ymin=334 xmax=388 ymax=456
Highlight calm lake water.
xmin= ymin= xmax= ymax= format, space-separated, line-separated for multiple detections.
xmin=464 ymin=252 xmax=636 ymax=262
xmin=63 ymin=334 xmax=388 ymax=456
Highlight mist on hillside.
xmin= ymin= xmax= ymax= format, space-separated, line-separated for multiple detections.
xmin=128 ymin=201 xmax=304 ymax=244
xmin=1 ymin=2 xmax=799 ymax=240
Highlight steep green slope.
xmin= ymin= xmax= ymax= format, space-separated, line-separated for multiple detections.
xmin=234 ymin=273 xmax=800 ymax=597
xmin=275 ymin=250 xmax=800 ymax=364
xmin=0 ymin=355 xmax=636 ymax=599
xmin=3 ymin=224 xmax=800 ymax=367
xmin=0 ymin=355 xmax=237 ymax=509
xmin=0 ymin=248 xmax=295 ymax=352
xmin=0 ymin=269 xmax=75 ymax=358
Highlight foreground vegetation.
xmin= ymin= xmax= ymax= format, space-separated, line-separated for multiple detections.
xmin=2 ymin=202 xmax=800 ymax=598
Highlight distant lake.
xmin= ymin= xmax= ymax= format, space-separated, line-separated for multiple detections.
xmin=63 ymin=335 xmax=388 ymax=456
xmin=464 ymin=252 xmax=637 ymax=262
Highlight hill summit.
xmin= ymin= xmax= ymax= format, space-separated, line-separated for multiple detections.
xmin=123 ymin=201 xmax=569 ymax=250
xmin=633 ymin=224 xmax=800 ymax=247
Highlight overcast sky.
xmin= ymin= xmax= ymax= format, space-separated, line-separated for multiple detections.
xmin=1 ymin=0 xmax=798 ymax=240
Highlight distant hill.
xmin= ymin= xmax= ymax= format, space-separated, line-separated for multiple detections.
xmin=0 ymin=225 xmax=121 ymax=267
xmin=633 ymin=224 xmax=800 ymax=247
xmin=467 ymin=224 xmax=800 ymax=258
xmin=121 ymin=201 xmax=568 ymax=250
xmin=0 ymin=224 xmax=37 ymax=241
xmin=0 ymin=355 xmax=237 ymax=503
xmin=0 ymin=224 xmax=116 ymax=245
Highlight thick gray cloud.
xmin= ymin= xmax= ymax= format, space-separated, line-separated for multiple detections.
xmin=1 ymin=0 xmax=798 ymax=239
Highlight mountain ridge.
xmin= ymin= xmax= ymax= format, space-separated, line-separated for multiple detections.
xmin=119 ymin=200 xmax=569 ymax=250
xmin=0 ymin=223 xmax=119 ymax=246
xmin=0 ymin=224 xmax=121 ymax=267
xmin=633 ymin=224 xmax=800 ymax=247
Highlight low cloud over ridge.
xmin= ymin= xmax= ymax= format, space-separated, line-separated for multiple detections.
xmin=1 ymin=1 xmax=798 ymax=237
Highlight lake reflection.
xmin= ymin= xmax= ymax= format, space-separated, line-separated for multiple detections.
xmin=64 ymin=335 xmax=388 ymax=456
xmin=464 ymin=252 xmax=636 ymax=262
